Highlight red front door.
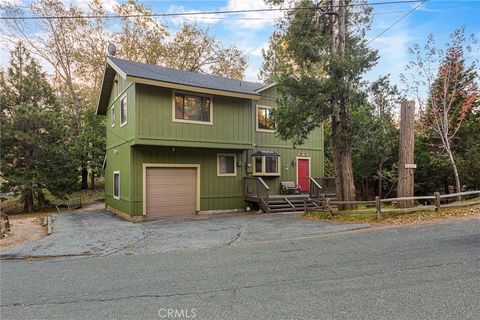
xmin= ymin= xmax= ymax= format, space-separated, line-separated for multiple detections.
xmin=297 ymin=159 xmax=310 ymax=192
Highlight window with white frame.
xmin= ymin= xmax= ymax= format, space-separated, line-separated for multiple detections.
xmin=113 ymin=171 xmax=120 ymax=200
xmin=217 ymin=154 xmax=236 ymax=176
xmin=257 ymin=105 xmax=275 ymax=132
xmin=174 ymin=92 xmax=212 ymax=124
xmin=252 ymin=152 xmax=280 ymax=176
xmin=120 ymin=95 xmax=127 ymax=126
xmin=111 ymin=105 xmax=115 ymax=127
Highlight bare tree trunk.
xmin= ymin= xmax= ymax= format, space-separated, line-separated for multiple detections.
xmin=361 ymin=177 xmax=367 ymax=201
xmin=366 ymin=178 xmax=369 ymax=200
xmin=329 ymin=0 xmax=356 ymax=210
xmin=81 ymin=167 xmax=88 ymax=189
xmin=90 ymin=170 xmax=95 ymax=190
xmin=332 ymin=113 xmax=357 ymax=210
xmin=445 ymin=145 xmax=461 ymax=195
xmin=377 ymin=176 xmax=382 ymax=199
xmin=23 ymin=188 xmax=34 ymax=213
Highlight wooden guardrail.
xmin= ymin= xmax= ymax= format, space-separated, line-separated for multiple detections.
xmin=317 ymin=190 xmax=480 ymax=219
xmin=55 ymin=197 xmax=82 ymax=213
xmin=1 ymin=213 xmax=11 ymax=238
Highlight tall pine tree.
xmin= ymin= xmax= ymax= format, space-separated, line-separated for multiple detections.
xmin=0 ymin=43 xmax=77 ymax=212
xmin=261 ymin=0 xmax=378 ymax=207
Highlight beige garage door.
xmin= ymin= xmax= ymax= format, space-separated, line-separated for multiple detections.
xmin=145 ymin=167 xmax=197 ymax=219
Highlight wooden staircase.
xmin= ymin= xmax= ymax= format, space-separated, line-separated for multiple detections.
xmin=244 ymin=176 xmax=333 ymax=214
xmin=266 ymin=196 xmax=319 ymax=213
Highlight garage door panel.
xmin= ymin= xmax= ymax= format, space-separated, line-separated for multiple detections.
xmin=146 ymin=167 xmax=197 ymax=219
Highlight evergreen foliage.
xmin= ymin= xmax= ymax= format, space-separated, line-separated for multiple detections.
xmin=0 ymin=43 xmax=77 ymax=212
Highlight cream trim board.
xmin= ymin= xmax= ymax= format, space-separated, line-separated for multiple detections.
xmin=107 ymin=58 xmax=128 ymax=79
xmin=111 ymin=105 xmax=115 ymax=127
xmin=128 ymin=76 xmax=261 ymax=100
xmin=217 ymin=153 xmax=237 ymax=177
xmin=295 ymin=156 xmax=311 ymax=187
xmin=142 ymin=163 xmax=201 ymax=215
xmin=113 ymin=171 xmax=120 ymax=200
xmin=172 ymin=90 xmax=213 ymax=126
xmin=254 ymin=82 xmax=277 ymax=93
xmin=252 ymin=155 xmax=281 ymax=176
xmin=120 ymin=94 xmax=128 ymax=127
xmin=108 ymin=82 xmax=134 ymax=110
xmin=256 ymin=105 xmax=275 ymax=133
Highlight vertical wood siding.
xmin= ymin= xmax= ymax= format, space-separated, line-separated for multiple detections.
xmin=104 ymin=142 xmax=133 ymax=214
xmin=254 ymin=86 xmax=324 ymax=150
xmin=103 ymin=73 xmax=325 ymax=216
xmin=105 ymin=77 xmax=136 ymax=150
xmin=136 ymin=85 xmax=253 ymax=149
xmin=132 ymin=146 xmax=246 ymax=215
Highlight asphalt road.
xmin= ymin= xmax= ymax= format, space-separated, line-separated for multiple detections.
xmin=1 ymin=218 xmax=479 ymax=320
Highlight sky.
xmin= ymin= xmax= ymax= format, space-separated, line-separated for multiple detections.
xmin=1 ymin=0 xmax=479 ymax=93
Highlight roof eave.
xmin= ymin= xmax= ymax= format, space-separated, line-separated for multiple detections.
xmin=96 ymin=58 xmax=127 ymax=115
xmin=254 ymin=82 xmax=277 ymax=93
xmin=127 ymin=75 xmax=261 ymax=100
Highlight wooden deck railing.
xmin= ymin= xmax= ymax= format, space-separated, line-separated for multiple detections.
xmin=244 ymin=176 xmax=270 ymax=199
xmin=244 ymin=176 xmax=270 ymax=212
xmin=309 ymin=177 xmax=336 ymax=198
xmin=309 ymin=177 xmax=323 ymax=199
xmin=311 ymin=177 xmax=336 ymax=195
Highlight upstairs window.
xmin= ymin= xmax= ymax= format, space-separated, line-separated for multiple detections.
xmin=113 ymin=171 xmax=120 ymax=200
xmin=120 ymin=95 xmax=127 ymax=126
xmin=257 ymin=105 xmax=275 ymax=132
xmin=217 ymin=154 xmax=237 ymax=176
xmin=111 ymin=105 xmax=115 ymax=127
xmin=174 ymin=92 xmax=212 ymax=124
xmin=252 ymin=151 xmax=280 ymax=176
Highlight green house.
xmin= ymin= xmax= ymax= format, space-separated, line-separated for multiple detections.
xmin=96 ymin=57 xmax=324 ymax=221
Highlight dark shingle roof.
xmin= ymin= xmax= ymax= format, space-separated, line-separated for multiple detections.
xmin=109 ymin=57 xmax=263 ymax=95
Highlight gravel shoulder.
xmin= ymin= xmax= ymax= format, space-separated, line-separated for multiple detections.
xmin=0 ymin=217 xmax=46 ymax=250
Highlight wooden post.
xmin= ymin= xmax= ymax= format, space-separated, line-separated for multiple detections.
xmin=434 ymin=192 xmax=441 ymax=212
xmin=397 ymin=100 xmax=415 ymax=208
xmin=375 ymin=196 xmax=382 ymax=220
xmin=326 ymin=198 xmax=333 ymax=216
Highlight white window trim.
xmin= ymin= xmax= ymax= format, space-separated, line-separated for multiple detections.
xmin=217 ymin=153 xmax=237 ymax=177
xmin=111 ymin=105 xmax=115 ymax=127
xmin=256 ymin=105 xmax=275 ymax=133
xmin=172 ymin=90 xmax=213 ymax=126
xmin=252 ymin=156 xmax=281 ymax=176
xmin=120 ymin=94 xmax=128 ymax=127
xmin=113 ymin=171 xmax=120 ymax=200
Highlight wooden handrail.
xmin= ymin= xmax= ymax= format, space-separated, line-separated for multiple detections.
xmin=309 ymin=177 xmax=323 ymax=198
xmin=257 ymin=177 xmax=270 ymax=191
xmin=309 ymin=177 xmax=322 ymax=190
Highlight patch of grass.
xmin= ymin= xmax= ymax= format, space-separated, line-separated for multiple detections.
xmin=304 ymin=203 xmax=480 ymax=225
xmin=304 ymin=211 xmax=379 ymax=223
xmin=464 ymin=196 xmax=480 ymax=203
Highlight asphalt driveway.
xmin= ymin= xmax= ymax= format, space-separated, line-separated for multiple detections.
xmin=0 ymin=210 xmax=369 ymax=258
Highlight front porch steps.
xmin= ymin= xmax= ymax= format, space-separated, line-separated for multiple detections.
xmin=266 ymin=196 xmax=319 ymax=213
